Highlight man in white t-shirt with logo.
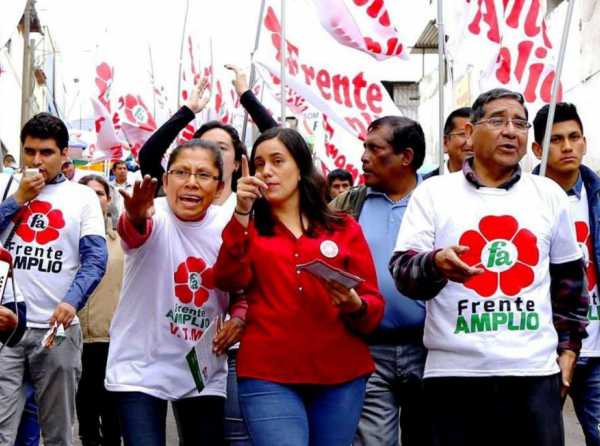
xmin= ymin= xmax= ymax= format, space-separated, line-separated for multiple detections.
xmin=532 ymin=102 xmax=600 ymax=446
xmin=389 ymin=89 xmax=588 ymax=446
xmin=0 ymin=113 xmax=107 ymax=446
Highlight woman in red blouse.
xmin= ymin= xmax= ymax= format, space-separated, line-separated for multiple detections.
xmin=214 ymin=127 xmax=384 ymax=445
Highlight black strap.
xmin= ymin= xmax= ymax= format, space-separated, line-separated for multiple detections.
xmin=1 ymin=175 xmax=21 ymax=247
xmin=2 ymin=175 xmax=14 ymax=202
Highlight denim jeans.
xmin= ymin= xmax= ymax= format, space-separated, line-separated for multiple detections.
xmin=571 ymin=357 xmax=600 ymax=446
xmin=238 ymin=376 xmax=367 ymax=446
xmin=353 ymin=341 xmax=429 ymax=446
xmin=224 ymin=349 xmax=251 ymax=445
xmin=115 ymin=391 xmax=225 ymax=446
xmin=15 ymin=381 xmax=40 ymax=446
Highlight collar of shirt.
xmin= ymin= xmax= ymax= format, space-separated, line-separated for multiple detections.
xmin=111 ymin=180 xmax=132 ymax=189
xmin=567 ymin=173 xmax=583 ymax=198
xmin=462 ymin=157 xmax=521 ymax=190
xmin=48 ymin=173 xmax=66 ymax=184
xmin=365 ymin=174 xmax=422 ymax=205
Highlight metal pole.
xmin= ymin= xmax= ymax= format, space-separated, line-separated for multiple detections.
xmin=242 ymin=0 xmax=267 ymax=142
xmin=437 ymin=0 xmax=445 ymax=175
xmin=20 ymin=0 xmax=32 ymax=167
xmin=540 ymin=0 xmax=576 ymax=177
xmin=280 ymin=0 xmax=287 ymax=124
xmin=148 ymin=44 xmax=156 ymax=118
xmin=177 ymin=0 xmax=190 ymax=109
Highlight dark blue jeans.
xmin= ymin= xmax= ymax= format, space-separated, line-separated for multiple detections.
xmin=571 ymin=357 xmax=600 ymax=446
xmin=15 ymin=381 xmax=40 ymax=446
xmin=238 ymin=376 xmax=367 ymax=446
xmin=224 ymin=349 xmax=251 ymax=445
xmin=115 ymin=391 xmax=225 ymax=446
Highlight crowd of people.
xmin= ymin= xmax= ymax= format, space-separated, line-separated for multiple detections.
xmin=0 ymin=71 xmax=597 ymax=446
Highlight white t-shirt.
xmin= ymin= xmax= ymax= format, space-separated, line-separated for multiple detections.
xmin=105 ymin=205 xmax=230 ymax=400
xmin=395 ymin=172 xmax=581 ymax=378
xmin=569 ymin=186 xmax=600 ymax=356
xmin=1 ymin=179 xmax=106 ymax=328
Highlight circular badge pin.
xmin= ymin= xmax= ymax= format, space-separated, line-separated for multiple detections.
xmin=320 ymin=240 xmax=339 ymax=258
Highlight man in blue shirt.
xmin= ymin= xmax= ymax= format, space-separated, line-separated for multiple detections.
xmin=0 ymin=113 xmax=107 ymax=446
xmin=331 ymin=116 xmax=429 ymax=446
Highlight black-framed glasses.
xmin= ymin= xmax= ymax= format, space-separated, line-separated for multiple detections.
xmin=167 ymin=169 xmax=219 ymax=183
xmin=474 ymin=117 xmax=532 ymax=132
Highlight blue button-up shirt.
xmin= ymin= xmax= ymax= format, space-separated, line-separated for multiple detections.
xmin=359 ymin=178 xmax=426 ymax=333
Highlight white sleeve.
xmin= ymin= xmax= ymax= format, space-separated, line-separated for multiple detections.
xmin=394 ymin=183 xmax=436 ymax=253
xmin=550 ymin=191 xmax=582 ymax=264
xmin=80 ymin=187 xmax=107 ymax=239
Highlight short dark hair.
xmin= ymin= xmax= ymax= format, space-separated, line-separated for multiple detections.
xmin=251 ymin=127 xmax=344 ymax=236
xmin=533 ymin=102 xmax=584 ymax=144
xmin=444 ymin=107 xmax=472 ymax=136
xmin=194 ymin=121 xmax=247 ymax=191
xmin=470 ymin=88 xmax=528 ymax=123
xmin=367 ymin=116 xmax=426 ymax=170
xmin=112 ymin=160 xmax=127 ymax=171
xmin=79 ymin=174 xmax=111 ymax=198
xmin=20 ymin=113 xmax=69 ymax=151
xmin=327 ymin=169 xmax=353 ymax=186
xmin=166 ymin=138 xmax=224 ymax=182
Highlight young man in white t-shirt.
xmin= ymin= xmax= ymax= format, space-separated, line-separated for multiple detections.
xmin=532 ymin=102 xmax=600 ymax=446
xmin=390 ymin=89 xmax=588 ymax=446
xmin=0 ymin=113 xmax=108 ymax=446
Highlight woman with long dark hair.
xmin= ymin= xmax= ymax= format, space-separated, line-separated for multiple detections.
xmin=214 ymin=127 xmax=384 ymax=445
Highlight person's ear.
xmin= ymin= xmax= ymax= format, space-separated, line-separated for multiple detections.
xmin=531 ymin=142 xmax=543 ymax=160
xmin=401 ymin=148 xmax=414 ymax=167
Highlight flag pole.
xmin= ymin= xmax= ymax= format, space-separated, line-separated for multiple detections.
xmin=20 ymin=0 xmax=33 ymax=168
xmin=280 ymin=0 xmax=287 ymax=124
xmin=437 ymin=0 xmax=445 ymax=174
xmin=242 ymin=0 xmax=267 ymax=142
xmin=148 ymin=44 xmax=156 ymax=118
xmin=176 ymin=0 xmax=190 ymax=109
xmin=539 ymin=0 xmax=576 ymax=177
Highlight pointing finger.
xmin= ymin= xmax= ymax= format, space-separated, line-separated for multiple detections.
xmin=241 ymin=155 xmax=250 ymax=178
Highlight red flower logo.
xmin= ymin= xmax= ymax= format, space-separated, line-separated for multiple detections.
xmin=575 ymin=221 xmax=597 ymax=291
xmin=95 ymin=62 xmax=114 ymax=112
xmin=15 ymin=200 xmax=65 ymax=245
xmin=118 ymin=95 xmax=157 ymax=132
xmin=174 ymin=257 xmax=215 ymax=307
xmin=459 ymin=215 xmax=539 ymax=297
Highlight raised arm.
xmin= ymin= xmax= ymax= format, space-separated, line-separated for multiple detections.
xmin=139 ymin=79 xmax=210 ymax=192
xmin=226 ymin=64 xmax=278 ymax=132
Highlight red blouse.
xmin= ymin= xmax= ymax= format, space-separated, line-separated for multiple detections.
xmin=214 ymin=214 xmax=384 ymax=385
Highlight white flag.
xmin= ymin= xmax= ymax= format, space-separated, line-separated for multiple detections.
xmin=254 ymin=4 xmax=400 ymax=140
xmin=310 ymin=0 xmax=408 ymax=60
xmin=448 ymin=0 xmax=563 ymax=108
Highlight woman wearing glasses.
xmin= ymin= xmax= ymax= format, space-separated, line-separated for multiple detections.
xmin=105 ymin=139 xmax=245 ymax=446
xmin=214 ymin=128 xmax=384 ymax=445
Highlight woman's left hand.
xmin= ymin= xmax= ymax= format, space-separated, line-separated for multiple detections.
xmin=325 ymin=281 xmax=363 ymax=314
xmin=213 ymin=317 xmax=245 ymax=355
